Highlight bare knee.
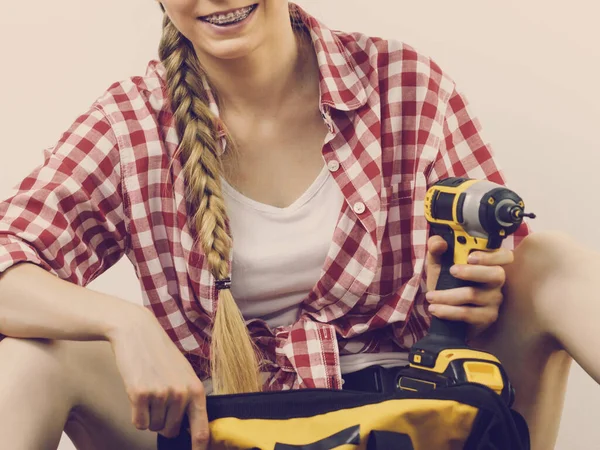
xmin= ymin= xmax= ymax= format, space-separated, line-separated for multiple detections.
xmin=506 ymin=231 xmax=586 ymax=310
xmin=511 ymin=230 xmax=595 ymax=279
xmin=0 ymin=338 xmax=156 ymax=449
xmin=0 ymin=338 xmax=120 ymax=409
xmin=1 ymin=337 xmax=70 ymax=377
xmin=0 ymin=338 xmax=82 ymax=427
xmin=472 ymin=232 xmax=571 ymax=352
xmin=503 ymin=230 xmax=598 ymax=346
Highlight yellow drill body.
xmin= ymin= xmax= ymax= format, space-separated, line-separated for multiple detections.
xmin=399 ymin=177 xmax=534 ymax=405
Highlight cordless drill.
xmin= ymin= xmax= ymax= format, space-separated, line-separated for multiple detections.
xmin=397 ymin=177 xmax=535 ymax=406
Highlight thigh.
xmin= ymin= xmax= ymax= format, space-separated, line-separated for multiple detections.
xmin=59 ymin=339 xmax=158 ymax=450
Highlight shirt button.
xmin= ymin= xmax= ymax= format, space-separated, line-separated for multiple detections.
xmin=327 ymin=160 xmax=340 ymax=172
xmin=353 ymin=202 xmax=366 ymax=214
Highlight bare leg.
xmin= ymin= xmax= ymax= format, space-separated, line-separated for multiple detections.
xmin=0 ymin=338 xmax=74 ymax=450
xmin=471 ymin=230 xmax=600 ymax=450
xmin=0 ymin=337 xmax=157 ymax=450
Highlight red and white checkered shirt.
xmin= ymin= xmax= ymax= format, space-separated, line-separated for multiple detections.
xmin=0 ymin=4 xmax=528 ymax=391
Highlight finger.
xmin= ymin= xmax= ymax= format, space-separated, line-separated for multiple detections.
xmin=148 ymin=391 xmax=170 ymax=432
xmin=129 ymin=390 xmax=150 ymax=430
xmin=188 ymin=385 xmax=210 ymax=450
xmin=468 ymin=248 xmax=514 ymax=266
xmin=159 ymin=390 xmax=187 ymax=438
xmin=426 ymin=286 xmax=502 ymax=307
xmin=429 ymin=304 xmax=499 ymax=327
xmin=427 ymin=235 xmax=448 ymax=258
xmin=426 ymin=236 xmax=448 ymax=290
xmin=449 ymin=264 xmax=506 ymax=287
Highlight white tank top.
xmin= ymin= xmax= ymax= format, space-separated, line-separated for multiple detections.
xmin=221 ymin=165 xmax=408 ymax=376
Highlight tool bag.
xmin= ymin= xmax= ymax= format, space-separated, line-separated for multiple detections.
xmin=157 ymin=381 xmax=530 ymax=450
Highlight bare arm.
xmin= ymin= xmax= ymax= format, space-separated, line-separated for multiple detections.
xmin=0 ymin=261 xmax=210 ymax=448
xmin=0 ymin=262 xmax=144 ymax=342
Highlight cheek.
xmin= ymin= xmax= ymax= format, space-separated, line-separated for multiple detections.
xmin=161 ymin=1 xmax=198 ymax=37
xmin=243 ymin=0 xmax=291 ymax=28
xmin=161 ymin=0 xmax=196 ymax=10
xmin=265 ymin=0 xmax=289 ymax=13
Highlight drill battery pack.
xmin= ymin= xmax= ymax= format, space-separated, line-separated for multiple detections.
xmin=158 ymin=383 xmax=529 ymax=450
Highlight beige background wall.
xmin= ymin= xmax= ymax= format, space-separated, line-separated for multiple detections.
xmin=1 ymin=1 xmax=598 ymax=448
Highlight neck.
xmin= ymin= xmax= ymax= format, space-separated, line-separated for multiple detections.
xmin=195 ymin=23 xmax=317 ymax=116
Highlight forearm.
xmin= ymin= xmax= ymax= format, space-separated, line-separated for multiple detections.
xmin=0 ymin=262 xmax=144 ymax=342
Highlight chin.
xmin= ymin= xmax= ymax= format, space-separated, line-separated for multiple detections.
xmin=195 ymin=35 xmax=262 ymax=61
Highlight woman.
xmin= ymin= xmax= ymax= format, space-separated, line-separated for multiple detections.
xmin=0 ymin=2 xmax=585 ymax=450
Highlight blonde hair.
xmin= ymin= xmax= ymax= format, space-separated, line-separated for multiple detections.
xmin=158 ymin=11 xmax=261 ymax=395
xmin=157 ymin=3 xmax=308 ymax=395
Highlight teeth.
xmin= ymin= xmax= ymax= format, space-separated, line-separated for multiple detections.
xmin=203 ymin=5 xmax=254 ymax=25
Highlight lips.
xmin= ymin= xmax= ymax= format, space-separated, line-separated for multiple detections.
xmin=199 ymin=4 xmax=258 ymax=25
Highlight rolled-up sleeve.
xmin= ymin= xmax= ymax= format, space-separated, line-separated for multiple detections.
xmin=0 ymin=106 xmax=128 ymax=286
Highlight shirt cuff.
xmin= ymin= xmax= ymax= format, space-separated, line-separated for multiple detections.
xmin=0 ymin=235 xmax=53 ymax=274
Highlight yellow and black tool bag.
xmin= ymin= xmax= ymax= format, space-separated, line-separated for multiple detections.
xmin=158 ymin=382 xmax=530 ymax=450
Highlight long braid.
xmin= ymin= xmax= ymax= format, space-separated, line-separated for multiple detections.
xmin=158 ymin=13 xmax=261 ymax=394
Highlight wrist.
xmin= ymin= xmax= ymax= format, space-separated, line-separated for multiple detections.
xmin=103 ymin=298 xmax=153 ymax=343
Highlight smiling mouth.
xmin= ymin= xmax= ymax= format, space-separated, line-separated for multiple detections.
xmin=199 ymin=4 xmax=258 ymax=26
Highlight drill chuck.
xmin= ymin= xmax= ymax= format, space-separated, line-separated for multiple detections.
xmin=497 ymin=203 xmax=536 ymax=225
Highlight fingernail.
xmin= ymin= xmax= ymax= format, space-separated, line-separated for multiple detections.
xmin=425 ymin=291 xmax=433 ymax=301
xmin=468 ymin=254 xmax=479 ymax=264
xmin=450 ymin=265 xmax=459 ymax=275
xmin=429 ymin=305 xmax=437 ymax=313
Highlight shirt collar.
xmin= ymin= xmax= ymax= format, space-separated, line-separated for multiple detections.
xmin=290 ymin=2 xmax=368 ymax=113
xmin=154 ymin=3 xmax=368 ymax=138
